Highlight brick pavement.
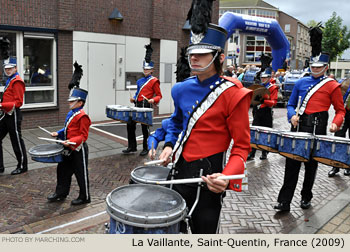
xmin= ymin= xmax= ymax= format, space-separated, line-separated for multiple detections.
xmin=1 ymin=109 xmax=350 ymax=234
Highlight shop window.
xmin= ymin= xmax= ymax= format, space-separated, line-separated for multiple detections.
xmin=1 ymin=31 xmax=57 ymax=108
xmin=22 ymin=33 xmax=57 ymax=108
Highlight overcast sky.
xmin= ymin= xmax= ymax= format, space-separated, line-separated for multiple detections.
xmin=263 ymin=0 xmax=350 ymax=59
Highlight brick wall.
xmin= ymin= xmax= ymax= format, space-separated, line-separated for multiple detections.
xmin=1 ymin=0 xmax=219 ymax=128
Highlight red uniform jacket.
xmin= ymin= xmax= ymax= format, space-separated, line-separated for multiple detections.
xmin=260 ymin=84 xmax=278 ymax=109
xmin=305 ymin=81 xmax=345 ymax=127
xmin=58 ymin=109 xmax=91 ymax=151
xmin=1 ymin=74 xmax=25 ymax=113
xmin=136 ymin=77 xmax=162 ymax=103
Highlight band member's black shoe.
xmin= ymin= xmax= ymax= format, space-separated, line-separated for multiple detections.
xmin=344 ymin=169 xmax=350 ymax=176
xmin=328 ymin=167 xmax=340 ymax=177
xmin=11 ymin=167 xmax=28 ymax=175
xmin=300 ymin=200 xmax=311 ymax=209
xmin=71 ymin=198 xmax=91 ymax=206
xmin=139 ymin=149 xmax=148 ymax=156
xmin=0 ymin=166 xmax=4 ymax=173
xmin=260 ymin=152 xmax=267 ymax=160
xmin=122 ymin=148 xmax=137 ymax=154
xmin=247 ymin=152 xmax=255 ymax=160
xmin=274 ymin=202 xmax=290 ymax=212
xmin=47 ymin=193 xmax=67 ymax=202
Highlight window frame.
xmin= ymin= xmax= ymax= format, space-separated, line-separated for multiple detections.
xmin=0 ymin=30 xmax=57 ymax=109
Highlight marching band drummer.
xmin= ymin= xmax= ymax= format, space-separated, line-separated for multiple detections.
xmin=123 ymin=43 xmax=162 ymax=156
xmin=328 ymin=79 xmax=350 ymax=177
xmin=47 ymin=73 xmax=92 ymax=205
xmin=158 ymin=0 xmax=252 ymax=234
xmin=274 ymin=52 xmax=345 ymax=212
xmin=0 ymin=57 xmax=28 ymax=175
xmin=247 ymin=67 xmax=279 ymax=160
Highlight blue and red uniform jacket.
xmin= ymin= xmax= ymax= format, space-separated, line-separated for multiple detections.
xmin=134 ymin=75 xmax=162 ymax=103
xmin=164 ymin=74 xmax=252 ymax=192
xmin=260 ymin=81 xmax=278 ymax=108
xmin=147 ymin=118 xmax=170 ymax=150
xmin=287 ymin=75 xmax=345 ymax=127
xmin=0 ymin=73 xmax=25 ymax=113
xmin=57 ymin=107 xmax=91 ymax=151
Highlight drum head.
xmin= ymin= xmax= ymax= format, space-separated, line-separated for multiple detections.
xmin=313 ymin=157 xmax=349 ymax=169
xmin=28 ymin=144 xmax=64 ymax=157
xmin=106 ymin=184 xmax=186 ymax=228
xmin=279 ymin=152 xmax=309 ymax=162
xmin=131 ymin=166 xmax=171 ymax=184
xmin=250 ymin=143 xmax=262 ymax=150
xmin=257 ymin=145 xmax=279 ymax=153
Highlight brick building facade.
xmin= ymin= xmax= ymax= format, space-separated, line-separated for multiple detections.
xmin=1 ymin=0 xmax=219 ymax=128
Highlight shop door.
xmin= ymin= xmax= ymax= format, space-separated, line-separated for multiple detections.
xmin=88 ymin=43 xmax=116 ymax=121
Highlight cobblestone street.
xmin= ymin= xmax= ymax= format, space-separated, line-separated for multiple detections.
xmin=1 ymin=108 xmax=350 ymax=234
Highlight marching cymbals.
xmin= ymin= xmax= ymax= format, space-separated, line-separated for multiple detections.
xmin=340 ymin=78 xmax=350 ymax=96
xmin=251 ymin=87 xmax=270 ymax=106
xmin=247 ymin=84 xmax=264 ymax=91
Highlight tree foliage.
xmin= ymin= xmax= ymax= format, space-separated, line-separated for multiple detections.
xmin=322 ymin=12 xmax=350 ymax=61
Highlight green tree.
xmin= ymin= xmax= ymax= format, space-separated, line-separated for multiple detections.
xmin=307 ymin=20 xmax=319 ymax=28
xmin=322 ymin=12 xmax=350 ymax=61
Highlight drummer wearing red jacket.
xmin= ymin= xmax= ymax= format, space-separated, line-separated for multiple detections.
xmin=158 ymin=19 xmax=252 ymax=232
xmin=47 ymin=87 xmax=92 ymax=206
xmin=0 ymin=57 xmax=28 ymax=175
xmin=247 ymin=67 xmax=279 ymax=160
xmin=123 ymin=43 xmax=162 ymax=156
xmin=274 ymin=53 xmax=346 ymax=212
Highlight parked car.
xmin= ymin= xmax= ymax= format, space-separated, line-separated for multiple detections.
xmin=281 ymin=70 xmax=309 ymax=102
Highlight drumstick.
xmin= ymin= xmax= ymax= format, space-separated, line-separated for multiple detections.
xmin=142 ymin=95 xmax=150 ymax=102
xmin=150 ymin=141 xmax=155 ymax=159
xmin=156 ymin=174 xmax=245 ymax=185
xmin=144 ymin=159 xmax=165 ymax=166
xmin=38 ymin=137 xmax=76 ymax=145
xmin=38 ymin=126 xmax=52 ymax=135
xmin=294 ymin=96 xmax=302 ymax=128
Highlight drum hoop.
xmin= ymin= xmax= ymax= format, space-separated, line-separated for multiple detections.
xmin=280 ymin=132 xmax=313 ymax=139
xmin=315 ymin=135 xmax=350 ymax=143
xmin=28 ymin=144 xmax=64 ymax=157
xmin=250 ymin=126 xmax=279 ymax=132
xmin=131 ymin=166 xmax=171 ymax=184
xmin=106 ymin=184 xmax=186 ymax=228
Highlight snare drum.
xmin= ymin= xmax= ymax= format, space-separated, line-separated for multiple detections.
xmin=28 ymin=144 xmax=64 ymax=163
xmin=132 ymin=107 xmax=153 ymax=126
xmin=278 ymin=132 xmax=314 ymax=162
xmin=106 ymin=105 xmax=134 ymax=123
xmin=255 ymin=126 xmax=280 ymax=153
xmin=313 ymin=135 xmax=350 ymax=168
xmin=250 ymin=126 xmax=262 ymax=150
xmin=106 ymin=184 xmax=187 ymax=234
xmin=130 ymin=166 xmax=171 ymax=184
